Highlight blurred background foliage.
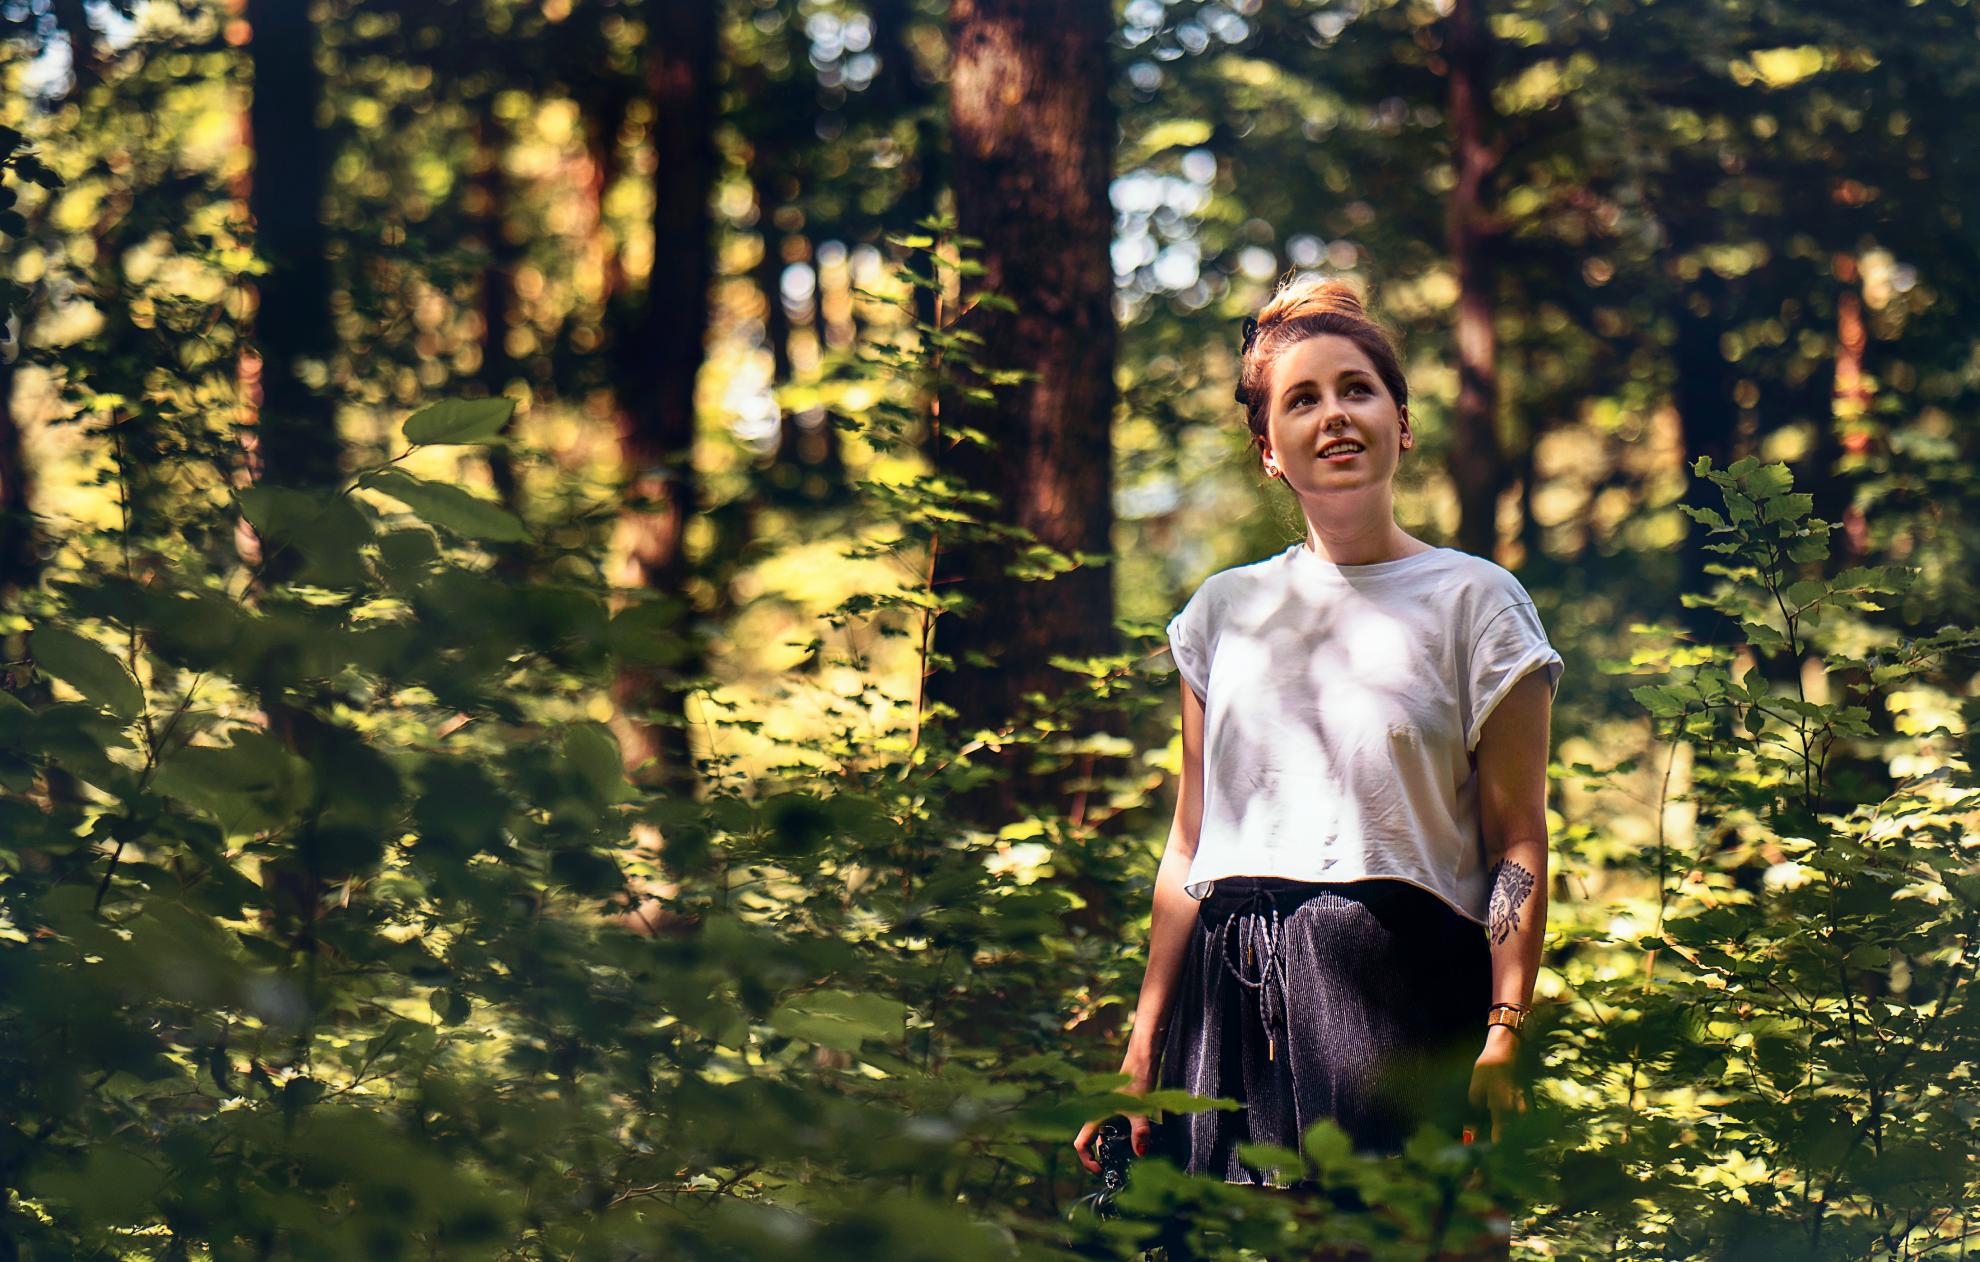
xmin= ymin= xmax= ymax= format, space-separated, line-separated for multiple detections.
xmin=1 ymin=0 xmax=1978 ymax=1258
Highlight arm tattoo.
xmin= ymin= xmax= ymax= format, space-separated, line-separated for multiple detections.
xmin=1486 ymin=858 xmax=1536 ymax=947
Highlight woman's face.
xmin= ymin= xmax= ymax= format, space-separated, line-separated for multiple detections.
xmin=1257 ymin=334 xmax=1408 ymax=497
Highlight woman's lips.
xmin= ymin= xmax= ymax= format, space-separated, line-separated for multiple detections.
xmin=1319 ymin=446 xmax=1362 ymax=461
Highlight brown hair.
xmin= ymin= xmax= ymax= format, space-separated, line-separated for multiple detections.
xmin=1233 ymin=274 xmax=1408 ymax=459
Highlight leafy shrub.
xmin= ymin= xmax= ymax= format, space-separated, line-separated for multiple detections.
xmin=1536 ymin=455 xmax=1980 ymax=1259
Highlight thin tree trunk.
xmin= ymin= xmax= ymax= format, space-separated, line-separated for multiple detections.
xmin=1814 ymin=251 xmax=1872 ymax=565
xmin=608 ymin=1 xmax=716 ymax=795
xmin=746 ymin=127 xmax=810 ymax=500
xmin=871 ymin=0 xmax=947 ymax=479
xmin=244 ymin=0 xmax=338 ymax=505
xmin=1670 ymin=268 xmax=1741 ymax=646
xmin=243 ymin=0 xmax=344 ymax=953
xmin=931 ymin=0 xmax=1120 ymax=832
xmin=1445 ymin=0 xmax=1508 ymax=560
xmin=0 ymin=303 xmax=35 ymax=606
xmin=472 ymin=101 xmax=527 ymax=546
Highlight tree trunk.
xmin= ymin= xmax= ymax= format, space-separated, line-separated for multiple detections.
xmin=240 ymin=0 xmax=347 ymax=956
xmin=871 ymin=0 xmax=943 ymax=362
xmin=932 ymin=0 xmax=1120 ymax=833
xmin=1445 ymin=0 xmax=1508 ymax=561
xmin=1813 ymin=251 xmax=1872 ymax=565
xmin=471 ymin=100 xmax=527 ymax=564
xmin=244 ymin=0 xmax=338 ymax=505
xmin=608 ymin=1 xmax=716 ymax=795
xmin=1670 ymin=268 xmax=1742 ymax=646
xmin=745 ymin=124 xmax=810 ymax=504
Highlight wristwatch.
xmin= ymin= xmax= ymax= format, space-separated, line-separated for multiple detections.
xmin=1486 ymin=1002 xmax=1531 ymax=1036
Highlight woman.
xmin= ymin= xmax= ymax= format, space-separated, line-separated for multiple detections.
xmin=1074 ymin=276 xmax=1562 ymax=1217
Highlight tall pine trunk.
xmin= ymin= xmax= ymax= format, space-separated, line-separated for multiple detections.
xmin=608 ymin=2 xmax=716 ymax=795
xmin=1815 ymin=251 xmax=1872 ymax=565
xmin=244 ymin=0 xmax=338 ymax=507
xmin=1445 ymin=0 xmax=1508 ymax=559
xmin=243 ymin=0 xmax=346 ymax=953
xmin=1671 ymin=267 xmax=1741 ymax=644
xmin=932 ymin=0 xmax=1120 ymax=830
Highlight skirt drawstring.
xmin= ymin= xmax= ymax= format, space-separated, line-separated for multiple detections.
xmin=1213 ymin=883 xmax=1294 ymax=1062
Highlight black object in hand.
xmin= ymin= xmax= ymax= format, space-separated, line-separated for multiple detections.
xmin=1089 ymin=1116 xmax=1136 ymax=1217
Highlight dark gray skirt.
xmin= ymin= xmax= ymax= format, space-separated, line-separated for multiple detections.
xmin=1151 ymin=875 xmax=1493 ymax=1185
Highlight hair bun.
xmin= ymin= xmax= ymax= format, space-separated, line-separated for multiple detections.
xmin=1261 ymin=274 xmax=1367 ymax=327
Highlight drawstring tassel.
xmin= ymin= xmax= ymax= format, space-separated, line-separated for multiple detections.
xmin=1217 ymin=884 xmax=1292 ymax=1067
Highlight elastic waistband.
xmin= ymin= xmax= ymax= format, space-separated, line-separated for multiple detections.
xmin=1204 ymin=876 xmax=1464 ymax=932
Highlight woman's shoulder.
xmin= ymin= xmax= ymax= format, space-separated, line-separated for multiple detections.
xmin=1182 ymin=544 xmax=1294 ymax=600
xmin=1432 ymin=548 xmax=1537 ymax=599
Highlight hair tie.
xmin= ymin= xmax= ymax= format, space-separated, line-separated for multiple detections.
xmin=1234 ymin=316 xmax=1260 ymax=405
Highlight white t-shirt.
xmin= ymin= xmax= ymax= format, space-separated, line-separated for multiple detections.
xmin=1165 ymin=541 xmax=1564 ymax=926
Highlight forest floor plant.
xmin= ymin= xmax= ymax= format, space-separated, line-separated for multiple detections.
xmin=1532 ymin=455 xmax=1980 ymax=1259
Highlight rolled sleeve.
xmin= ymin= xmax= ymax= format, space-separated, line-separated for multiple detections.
xmin=1463 ymin=601 xmax=1563 ymax=752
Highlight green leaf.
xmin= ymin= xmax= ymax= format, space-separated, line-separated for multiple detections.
xmin=27 ymin=1145 xmax=168 ymax=1221
xmin=152 ymin=732 xmax=315 ymax=834
xmin=1743 ymin=621 xmax=1790 ymax=652
xmin=29 ymin=626 xmax=142 ymax=719
xmin=238 ymin=485 xmax=375 ymax=588
xmin=1763 ymin=492 xmax=1814 ymax=522
xmin=561 ymin=723 xmax=635 ymax=805
xmin=1134 ymin=1086 xmax=1242 ymax=1115
xmin=361 ymin=468 xmax=525 ymax=542
xmin=1743 ymin=461 xmax=1793 ymax=498
xmin=1787 ymin=534 xmax=1831 ymax=563
xmin=768 ymin=988 xmax=907 ymax=1051
xmin=1632 ymin=684 xmax=1684 ymax=717
xmin=1231 ymin=1141 xmax=1303 ymax=1184
xmin=402 ymin=397 xmax=516 ymax=445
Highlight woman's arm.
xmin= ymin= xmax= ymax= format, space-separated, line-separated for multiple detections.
xmin=1122 ymin=676 xmax=1208 ymax=1089
xmin=1075 ymin=676 xmax=1206 ymax=1171
xmin=1469 ymin=667 xmax=1555 ymax=1139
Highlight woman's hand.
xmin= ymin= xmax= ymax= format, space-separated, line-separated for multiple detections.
xmin=1073 ymin=1052 xmax=1157 ymax=1174
xmin=1467 ymin=1026 xmax=1527 ymax=1142
xmin=1073 ymin=1110 xmax=1152 ymax=1175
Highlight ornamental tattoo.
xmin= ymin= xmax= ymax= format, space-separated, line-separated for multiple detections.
xmin=1486 ymin=858 xmax=1536 ymax=946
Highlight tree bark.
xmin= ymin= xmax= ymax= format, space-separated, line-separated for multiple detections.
xmin=1670 ymin=269 xmax=1741 ymax=645
xmin=608 ymin=1 xmax=717 ymax=795
xmin=240 ymin=0 xmax=347 ymax=956
xmin=244 ymin=0 xmax=339 ymax=507
xmin=1813 ymin=252 xmax=1872 ymax=565
xmin=1445 ymin=0 xmax=1508 ymax=561
xmin=470 ymin=100 xmax=534 ymax=587
xmin=871 ymin=0 xmax=943 ymax=367
xmin=932 ymin=0 xmax=1120 ymax=831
